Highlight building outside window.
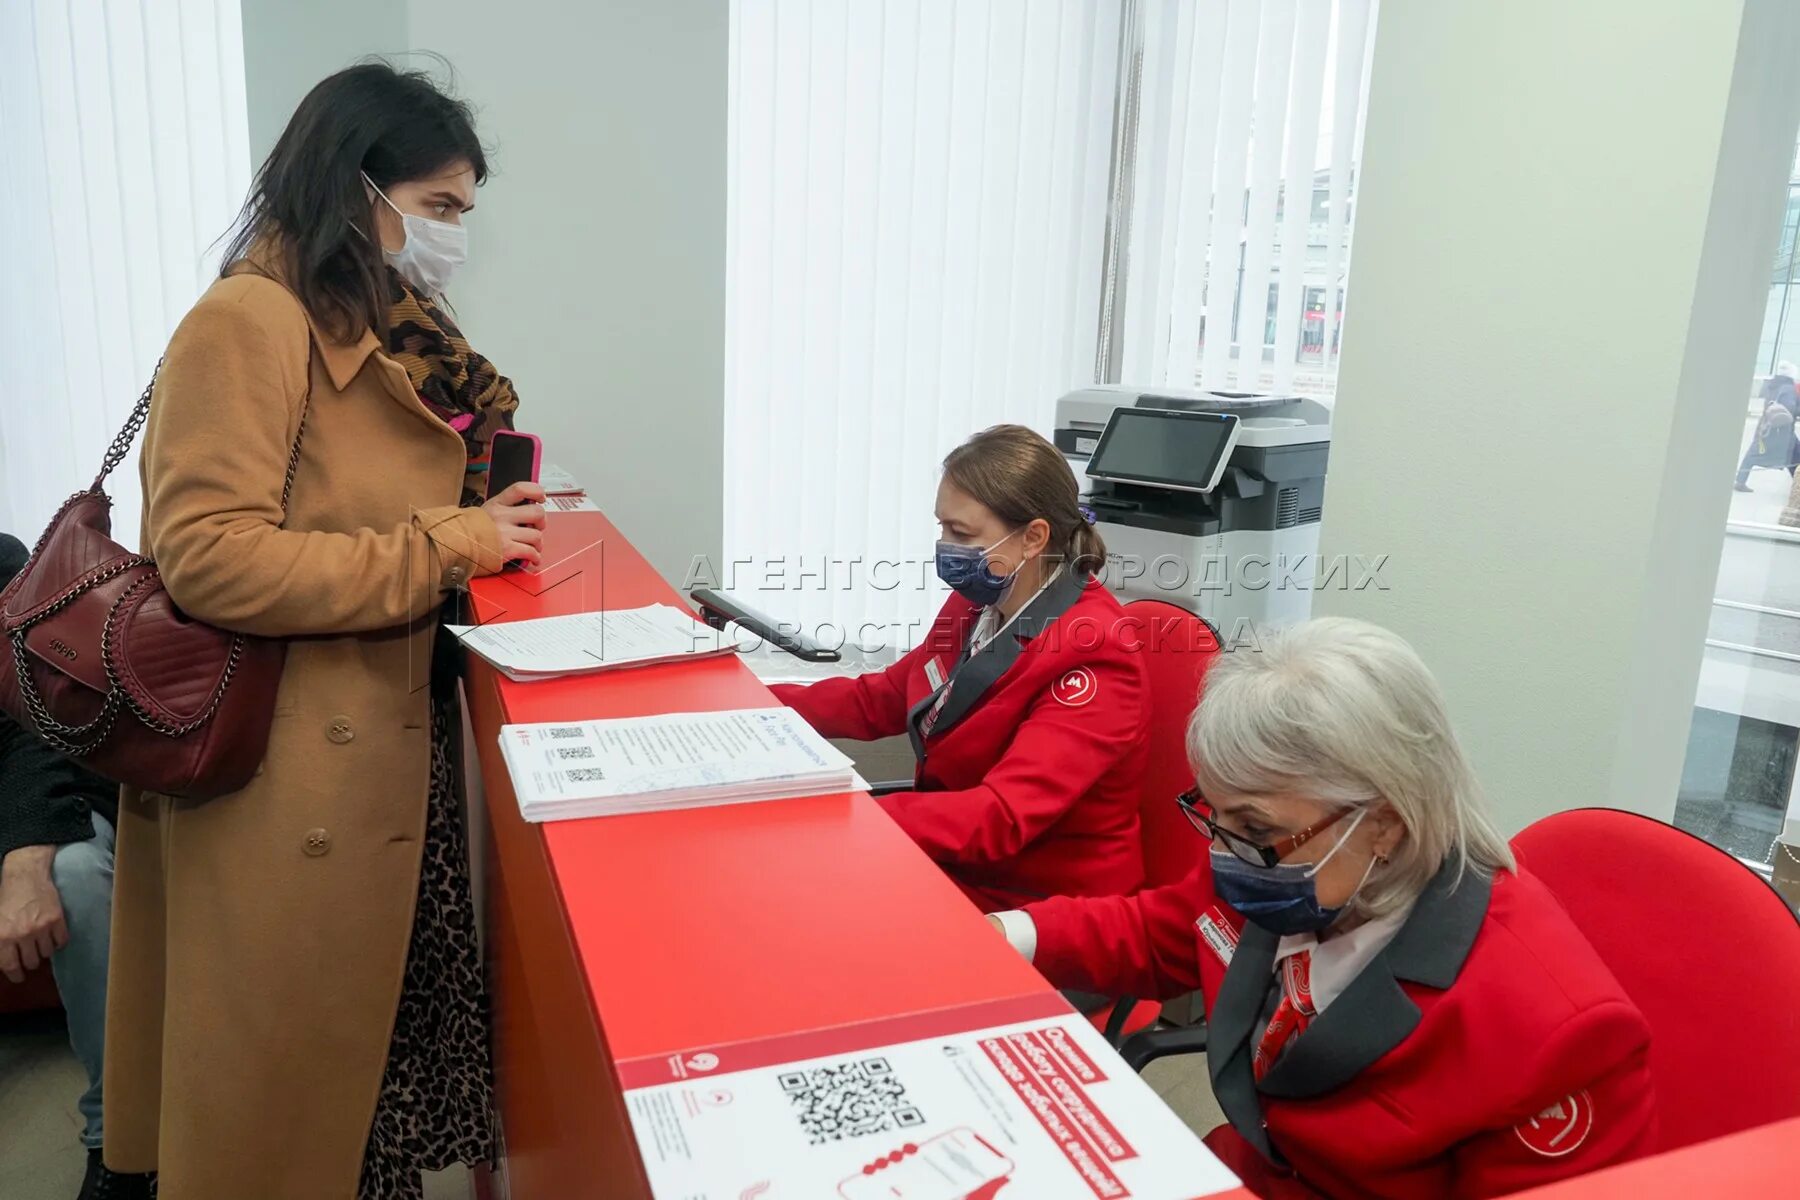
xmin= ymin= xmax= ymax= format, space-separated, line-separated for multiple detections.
xmin=1676 ymin=133 xmax=1800 ymax=887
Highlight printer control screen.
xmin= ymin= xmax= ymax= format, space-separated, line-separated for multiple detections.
xmin=1085 ymin=408 xmax=1239 ymax=493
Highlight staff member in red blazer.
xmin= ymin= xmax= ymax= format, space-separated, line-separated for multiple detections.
xmin=772 ymin=424 xmax=1147 ymax=911
xmin=991 ymin=618 xmax=1657 ymax=1199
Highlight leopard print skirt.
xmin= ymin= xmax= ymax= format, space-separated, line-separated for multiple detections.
xmin=357 ymin=694 xmax=497 ymax=1199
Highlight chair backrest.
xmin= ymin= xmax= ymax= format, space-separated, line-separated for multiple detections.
xmin=1511 ymin=808 xmax=1800 ymax=1151
xmin=1121 ymin=600 xmax=1220 ymax=887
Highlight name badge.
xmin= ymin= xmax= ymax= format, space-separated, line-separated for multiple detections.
xmin=1196 ymin=908 xmax=1239 ymax=968
xmin=924 ymin=655 xmax=946 ymax=692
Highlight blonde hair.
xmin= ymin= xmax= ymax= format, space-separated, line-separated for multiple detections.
xmin=942 ymin=425 xmax=1107 ymax=576
xmin=1187 ymin=617 xmax=1514 ymax=917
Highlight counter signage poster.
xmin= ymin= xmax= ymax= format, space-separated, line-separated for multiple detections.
xmin=623 ymin=1013 xmax=1239 ymax=1200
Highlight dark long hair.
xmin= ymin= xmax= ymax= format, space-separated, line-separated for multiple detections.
xmin=220 ymin=61 xmax=488 ymax=343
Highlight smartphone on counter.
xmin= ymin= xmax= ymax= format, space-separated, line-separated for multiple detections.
xmin=487 ymin=430 xmax=543 ymax=500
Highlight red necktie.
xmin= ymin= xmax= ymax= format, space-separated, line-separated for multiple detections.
xmin=1253 ymin=949 xmax=1316 ymax=1081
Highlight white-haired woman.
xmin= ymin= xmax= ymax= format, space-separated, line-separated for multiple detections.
xmin=991 ymin=618 xmax=1656 ymax=1200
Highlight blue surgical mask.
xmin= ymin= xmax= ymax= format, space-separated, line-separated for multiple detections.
xmin=935 ymin=528 xmax=1021 ymax=607
xmin=1210 ymin=809 xmax=1373 ymax=936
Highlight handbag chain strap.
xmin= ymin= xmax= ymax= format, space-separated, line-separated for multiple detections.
xmin=8 ymin=557 xmax=146 ymax=754
xmin=91 ymin=349 xmax=313 ymax=510
xmin=15 ymin=344 xmax=317 ymax=754
xmin=90 ymin=368 xmax=159 ymax=491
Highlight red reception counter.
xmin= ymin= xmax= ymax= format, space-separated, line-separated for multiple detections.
xmin=463 ymin=510 xmax=1793 ymax=1200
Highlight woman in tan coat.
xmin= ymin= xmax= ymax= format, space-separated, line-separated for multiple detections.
xmin=101 ymin=64 xmax=546 ymax=1200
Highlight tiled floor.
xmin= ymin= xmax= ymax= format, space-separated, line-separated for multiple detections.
xmin=2 ymin=1010 xmax=1223 ymax=1198
xmin=1144 ymin=1051 xmax=1229 ymax=1135
xmin=1 ymin=1013 xmax=89 ymax=1200
xmin=0 ymin=1010 xmax=469 ymax=1200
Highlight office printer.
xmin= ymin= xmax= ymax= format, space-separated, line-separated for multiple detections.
xmin=1053 ymin=385 xmax=1332 ymax=632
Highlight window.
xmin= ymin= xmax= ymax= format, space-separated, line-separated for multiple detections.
xmin=1677 ymin=132 xmax=1800 ymax=891
xmin=0 ymin=0 xmax=252 ymax=550
xmin=1757 ymin=168 xmax=1800 ymax=374
xmin=723 ymin=0 xmax=1378 ymax=647
xmin=1113 ymin=0 xmax=1375 ymax=398
xmin=722 ymin=0 xmax=1124 ymax=652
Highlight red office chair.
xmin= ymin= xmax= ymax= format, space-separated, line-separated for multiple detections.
xmin=1092 ymin=600 xmax=1220 ymax=1048
xmin=0 ymin=963 xmax=62 ymax=1016
xmin=1511 ymin=808 xmax=1800 ymax=1151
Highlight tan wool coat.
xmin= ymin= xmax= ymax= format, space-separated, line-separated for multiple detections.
xmin=103 ymin=262 xmax=506 ymax=1198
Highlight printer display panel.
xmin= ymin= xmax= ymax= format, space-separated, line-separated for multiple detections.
xmin=1085 ymin=408 xmax=1240 ymax=494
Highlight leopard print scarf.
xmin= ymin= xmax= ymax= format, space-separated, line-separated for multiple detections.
xmin=384 ymin=270 xmax=520 ymax=507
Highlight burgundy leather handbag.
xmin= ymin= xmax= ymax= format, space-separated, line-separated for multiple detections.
xmin=0 ymin=363 xmax=310 ymax=799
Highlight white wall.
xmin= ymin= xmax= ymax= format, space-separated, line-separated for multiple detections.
xmin=240 ymin=0 xmax=406 ymax=161
xmin=411 ymin=3 xmax=727 ymax=583
xmin=1316 ymin=0 xmax=1800 ymax=832
xmin=238 ymin=1 xmax=727 ymax=584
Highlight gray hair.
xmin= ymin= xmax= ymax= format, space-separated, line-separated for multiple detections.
xmin=1188 ymin=616 xmax=1514 ymax=918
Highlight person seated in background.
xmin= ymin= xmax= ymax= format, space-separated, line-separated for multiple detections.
xmin=0 ymin=533 xmax=143 ymax=1200
xmin=990 ymin=618 xmax=1656 ymax=1200
xmin=772 ymin=424 xmax=1148 ymax=911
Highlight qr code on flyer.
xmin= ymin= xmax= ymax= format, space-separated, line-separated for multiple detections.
xmin=780 ymin=1057 xmax=925 ymax=1145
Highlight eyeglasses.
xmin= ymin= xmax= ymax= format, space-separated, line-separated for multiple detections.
xmin=1176 ymin=788 xmax=1354 ymax=869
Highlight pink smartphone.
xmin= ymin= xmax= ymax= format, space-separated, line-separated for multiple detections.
xmin=487 ymin=430 xmax=543 ymax=500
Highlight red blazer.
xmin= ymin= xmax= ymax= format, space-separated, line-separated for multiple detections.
xmin=771 ymin=572 xmax=1147 ymax=911
xmin=1023 ymin=858 xmax=1656 ymax=1200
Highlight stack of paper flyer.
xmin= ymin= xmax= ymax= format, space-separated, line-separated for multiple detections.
xmin=446 ymin=604 xmax=736 ymax=682
xmin=538 ymin=461 xmax=583 ymax=494
xmin=499 ymin=708 xmax=864 ymax=822
xmin=545 ymin=492 xmax=601 ymax=514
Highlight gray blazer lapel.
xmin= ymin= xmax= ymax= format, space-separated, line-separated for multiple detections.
xmin=928 ymin=570 xmax=1089 ymax=739
xmin=1207 ymin=922 xmax=1279 ymax=1159
xmin=903 ymin=689 xmax=935 ymax=763
xmin=1255 ymin=963 xmax=1420 ymax=1100
xmin=1258 ymin=861 xmax=1493 ymax=1100
xmin=902 ymin=607 xmax=981 ymax=761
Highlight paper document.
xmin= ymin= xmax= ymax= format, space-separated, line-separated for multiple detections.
xmin=538 ymin=461 xmax=582 ymax=494
xmin=500 ymin=707 xmax=862 ymax=821
xmin=547 ymin=493 xmax=601 ymax=514
xmin=447 ymin=604 xmax=735 ymax=681
xmin=623 ymin=1010 xmax=1240 ymax=1200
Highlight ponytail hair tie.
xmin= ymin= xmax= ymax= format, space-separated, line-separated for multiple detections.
xmin=1078 ymin=504 xmax=1097 ymax=526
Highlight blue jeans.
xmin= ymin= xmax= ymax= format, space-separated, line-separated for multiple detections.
xmin=50 ymin=813 xmax=114 ymax=1151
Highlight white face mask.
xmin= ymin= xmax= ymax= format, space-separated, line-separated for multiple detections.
xmin=363 ymin=172 xmax=467 ymax=297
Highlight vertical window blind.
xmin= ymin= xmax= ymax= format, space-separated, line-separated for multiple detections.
xmin=727 ymin=0 xmax=1377 ymax=647
xmin=1122 ymin=0 xmax=1376 ymax=396
xmin=723 ymin=0 xmax=1123 ymax=654
xmin=0 ymin=0 xmax=252 ymax=550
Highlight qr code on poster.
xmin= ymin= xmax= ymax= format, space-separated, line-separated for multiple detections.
xmin=780 ymin=1057 xmax=925 ymax=1145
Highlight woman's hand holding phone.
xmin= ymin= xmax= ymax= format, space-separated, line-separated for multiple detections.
xmin=482 ymin=481 xmax=548 ymax=568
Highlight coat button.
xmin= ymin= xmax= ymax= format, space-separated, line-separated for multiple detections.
xmin=443 ymin=564 xmax=468 ymax=589
xmin=327 ymin=716 xmax=355 ymax=744
xmin=302 ymin=828 xmax=331 ymax=857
